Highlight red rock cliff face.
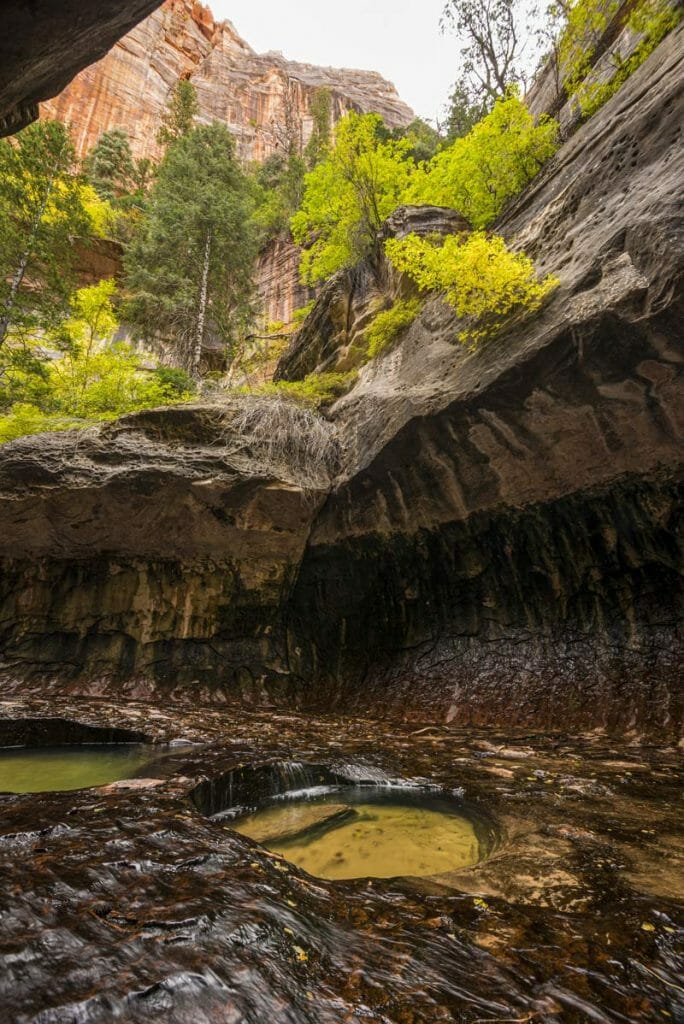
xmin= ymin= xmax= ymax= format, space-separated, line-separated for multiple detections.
xmin=41 ymin=0 xmax=414 ymax=163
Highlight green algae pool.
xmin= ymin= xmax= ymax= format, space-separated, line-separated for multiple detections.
xmin=232 ymin=788 xmax=487 ymax=880
xmin=0 ymin=745 xmax=155 ymax=793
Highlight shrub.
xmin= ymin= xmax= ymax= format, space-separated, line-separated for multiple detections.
xmin=0 ymin=404 xmax=85 ymax=444
xmin=366 ymin=298 xmax=422 ymax=358
xmin=385 ymin=231 xmax=558 ymax=347
xmin=152 ymin=365 xmax=196 ymax=396
xmin=407 ymin=93 xmax=559 ymax=229
xmin=571 ymin=0 xmax=683 ymax=117
xmin=244 ymin=371 xmax=357 ymax=408
xmin=292 ymin=301 xmax=316 ymax=326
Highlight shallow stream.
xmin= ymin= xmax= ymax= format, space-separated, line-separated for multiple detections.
xmin=1 ymin=701 xmax=682 ymax=1023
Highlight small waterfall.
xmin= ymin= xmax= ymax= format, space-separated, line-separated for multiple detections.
xmin=190 ymin=760 xmax=449 ymax=821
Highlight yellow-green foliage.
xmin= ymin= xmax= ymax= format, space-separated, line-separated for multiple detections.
xmin=407 ymin=95 xmax=559 ymax=229
xmin=385 ymin=232 xmax=558 ymax=346
xmin=0 ymin=405 xmax=85 ymax=444
xmin=80 ymin=184 xmax=120 ymax=239
xmin=559 ymin=0 xmax=620 ymax=101
xmin=559 ymin=0 xmax=681 ymax=118
xmin=246 ymin=371 xmax=357 ymax=408
xmin=292 ymin=301 xmax=316 ymax=326
xmin=0 ymin=281 xmax=192 ymax=443
xmin=291 ymin=113 xmax=415 ymax=285
xmin=576 ymin=0 xmax=682 ymax=116
xmin=366 ymin=298 xmax=422 ymax=358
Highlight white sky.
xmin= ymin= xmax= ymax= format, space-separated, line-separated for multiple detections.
xmin=210 ymin=0 xmax=458 ymax=125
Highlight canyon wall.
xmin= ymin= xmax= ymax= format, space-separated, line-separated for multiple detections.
xmin=1 ymin=26 xmax=681 ymax=735
xmin=40 ymin=0 xmax=414 ymax=164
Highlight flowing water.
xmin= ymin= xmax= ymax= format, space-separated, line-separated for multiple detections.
xmin=0 ymin=744 xmax=155 ymax=793
xmin=231 ymin=787 xmax=487 ymax=879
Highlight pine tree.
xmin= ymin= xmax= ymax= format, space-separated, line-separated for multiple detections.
xmin=84 ymin=129 xmax=135 ymax=202
xmin=304 ymin=88 xmax=333 ymax=170
xmin=125 ymin=123 xmax=257 ymax=377
xmin=157 ymin=79 xmax=200 ymax=148
xmin=0 ymin=120 xmax=90 ymax=352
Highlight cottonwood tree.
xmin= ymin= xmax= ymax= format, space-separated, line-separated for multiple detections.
xmin=291 ymin=112 xmax=415 ymax=285
xmin=125 ymin=123 xmax=257 ymax=377
xmin=442 ymin=0 xmax=544 ymax=137
xmin=0 ymin=120 xmax=89 ymax=354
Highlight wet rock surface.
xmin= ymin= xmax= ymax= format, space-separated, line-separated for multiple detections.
xmin=0 ymin=698 xmax=682 ymax=1022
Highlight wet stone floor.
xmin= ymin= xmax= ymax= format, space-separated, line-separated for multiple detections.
xmin=0 ymin=697 xmax=682 ymax=1024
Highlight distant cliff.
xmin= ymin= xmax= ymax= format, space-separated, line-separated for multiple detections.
xmin=40 ymin=0 xmax=414 ymax=163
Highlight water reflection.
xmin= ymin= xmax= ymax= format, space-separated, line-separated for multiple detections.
xmin=0 ymin=744 xmax=154 ymax=793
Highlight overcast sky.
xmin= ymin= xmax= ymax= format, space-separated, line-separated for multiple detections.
xmin=211 ymin=0 xmax=458 ymax=125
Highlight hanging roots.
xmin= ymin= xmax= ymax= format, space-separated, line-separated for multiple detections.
xmin=215 ymin=395 xmax=342 ymax=492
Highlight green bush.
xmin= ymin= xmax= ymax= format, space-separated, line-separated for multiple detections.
xmin=292 ymin=301 xmax=316 ymax=326
xmin=385 ymin=231 xmax=558 ymax=347
xmin=573 ymin=0 xmax=682 ymax=117
xmin=152 ymin=365 xmax=196 ymax=396
xmin=367 ymin=298 xmax=422 ymax=358
xmin=244 ymin=371 xmax=357 ymax=408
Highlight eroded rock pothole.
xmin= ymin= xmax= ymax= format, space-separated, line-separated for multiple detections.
xmin=191 ymin=760 xmax=500 ymax=881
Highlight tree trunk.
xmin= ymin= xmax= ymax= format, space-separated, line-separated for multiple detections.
xmin=191 ymin=231 xmax=211 ymax=379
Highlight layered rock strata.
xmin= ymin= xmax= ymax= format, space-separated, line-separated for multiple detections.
xmin=1 ymin=28 xmax=682 ymax=734
xmin=40 ymin=0 xmax=414 ymax=163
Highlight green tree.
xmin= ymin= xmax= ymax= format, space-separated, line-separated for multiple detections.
xmin=304 ymin=88 xmax=333 ymax=170
xmin=157 ymin=79 xmax=200 ymax=148
xmin=389 ymin=118 xmax=443 ymax=162
xmin=84 ymin=129 xmax=135 ymax=202
xmin=291 ymin=112 xmax=415 ymax=285
xmin=408 ymin=93 xmax=559 ymax=228
xmin=125 ymin=123 xmax=257 ymax=377
xmin=0 ymin=120 xmax=90 ymax=354
xmin=251 ymin=152 xmax=307 ymax=241
xmin=444 ymin=78 xmax=489 ymax=140
xmin=132 ymin=157 xmax=155 ymax=196
xmin=0 ymin=280 xmax=193 ymax=442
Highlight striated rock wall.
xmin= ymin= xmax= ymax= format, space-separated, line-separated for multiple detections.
xmin=1 ymin=27 xmax=682 ymax=735
xmin=40 ymin=0 xmax=414 ymax=164
xmin=255 ymin=236 xmax=315 ymax=328
xmin=0 ymin=403 xmax=332 ymax=703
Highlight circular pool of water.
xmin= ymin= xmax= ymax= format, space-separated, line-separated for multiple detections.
xmin=231 ymin=786 xmax=495 ymax=880
xmin=0 ymin=744 xmax=155 ymax=794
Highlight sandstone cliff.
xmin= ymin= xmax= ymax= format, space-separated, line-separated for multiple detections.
xmin=40 ymin=0 xmax=414 ymax=164
xmin=1 ymin=27 xmax=682 ymax=735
